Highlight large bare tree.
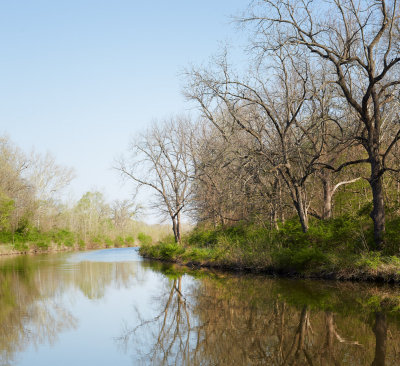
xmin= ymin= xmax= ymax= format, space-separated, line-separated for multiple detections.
xmin=116 ymin=116 xmax=194 ymax=242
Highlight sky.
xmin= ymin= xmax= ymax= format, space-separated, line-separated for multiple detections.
xmin=0 ymin=0 xmax=249 ymax=222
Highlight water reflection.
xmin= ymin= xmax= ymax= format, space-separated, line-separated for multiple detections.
xmin=118 ymin=275 xmax=195 ymax=365
xmin=121 ymin=262 xmax=400 ymax=366
xmin=0 ymin=250 xmax=400 ymax=365
xmin=0 ymin=250 xmax=138 ymax=366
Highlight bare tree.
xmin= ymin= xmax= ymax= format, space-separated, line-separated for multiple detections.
xmin=0 ymin=135 xmax=35 ymax=233
xmin=73 ymin=191 xmax=111 ymax=241
xmin=186 ymin=52 xmax=331 ymax=232
xmin=242 ymin=0 xmax=400 ymax=246
xmin=116 ymin=116 xmax=194 ymax=242
xmin=28 ymin=151 xmax=75 ymax=229
xmin=28 ymin=151 xmax=75 ymax=202
xmin=190 ymin=116 xmax=288 ymax=228
xmin=111 ymin=199 xmax=140 ymax=235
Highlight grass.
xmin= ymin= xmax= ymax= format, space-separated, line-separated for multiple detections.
xmin=140 ymin=215 xmax=400 ymax=282
xmin=0 ymin=228 xmax=139 ymax=254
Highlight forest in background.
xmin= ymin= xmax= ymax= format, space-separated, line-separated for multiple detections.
xmin=0 ymin=135 xmax=169 ymax=252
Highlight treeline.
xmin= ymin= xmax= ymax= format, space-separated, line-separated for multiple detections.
xmin=121 ymin=0 xmax=400 ymax=253
xmin=0 ymin=135 xmax=166 ymax=250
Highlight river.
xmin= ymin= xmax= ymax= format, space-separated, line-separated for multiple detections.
xmin=0 ymin=247 xmax=399 ymax=365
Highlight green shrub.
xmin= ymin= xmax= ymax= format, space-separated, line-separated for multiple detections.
xmin=35 ymin=241 xmax=49 ymax=250
xmin=90 ymin=235 xmax=102 ymax=245
xmin=188 ymin=228 xmax=218 ymax=247
xmin=355 ymin=252 xmax=383 ymax=270
xmin=183 ymin=247 xmax=214 ymax=262
xmin=274 ymin=247 xmax=329 ymax=271
xmin=137 ymin=232 xmax=153 ymax=246
xmin=158 ymin=237 xmax=185 ymax=259
xmin=114 ymin=236 xmax=125 ymax=247
xmin=12 ymin=242 xmax=28 ymax=251
xmin=384 ymin=218 xmax=400 ymax=255
xmin=78 ymin=239 xmax=86 ymax=249
xmin=104 ymin=237 xmax=113 ymax=248
xmin=124 ymin=236 xmax=135 ymax=245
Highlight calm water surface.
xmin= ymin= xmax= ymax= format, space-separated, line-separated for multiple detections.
xmin=0 ymin=247 xmax=399 ymax=365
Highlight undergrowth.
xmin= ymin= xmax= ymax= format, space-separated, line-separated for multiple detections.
xmin=140 ymin=215 xmax=400 ymax=281
xmin=0 ymin=227 xmax=138 ymax=252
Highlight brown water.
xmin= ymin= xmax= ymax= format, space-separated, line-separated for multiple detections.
xmin=0 ymin=248 xmax=399 ymax=365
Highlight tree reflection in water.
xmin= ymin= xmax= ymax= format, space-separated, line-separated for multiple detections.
xmin=1 ymin=254 xmax=399 ymax=366
xmin=119 ymin=263 xmax=400 ymax=366
xmin=0 ymin=254 xmax=137 ymax=366
xmin=118 ymin=276 xmax=196 ymax=365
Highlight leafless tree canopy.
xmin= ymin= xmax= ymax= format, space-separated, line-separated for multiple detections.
xmin=116 ymin=116 xmax=194 ymax=242
xmin=238 ymin=0 xmax=400 ymax=246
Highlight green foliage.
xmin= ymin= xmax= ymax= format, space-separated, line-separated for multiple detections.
xmin=159 ymin=242 xmax=185 ymax=259
xmin=124 ymin=235 xmax=135 ymax=245
xmin=0 ymin=231 xmax=14 ymax=245
xmin=90 ymin=235 xmax=102 ymax=245
xmin=273 ymin=247 xmax=329 ymax=271
xmin=139 ymin=236 xmax=184 ymax=260
xmin=384 ymin=217 xmax=400 ymax=255
xmin=0 ymin=191 xmax=14 ymax=231
xmin=34 ymin=241 xmax=49 ymax=250
xmin=50 ymin=229 xmax=75 ymax=247
xmin=141 ymin=217 xmax=400 ymax=281
xmin=187 ymin=227 xmax=219 ymax=247
xmin=182 ymin=247 xmax=216 ymax=262
xmin=114 ymin=236 xmax=125 ymax=247
xmin=12 ymin=242 xmax=29 ymax=251
xmin=104 ymin=237 xmax=113 ymax=248
xmin=355 ymin=252 xmax=383 ymax=270
xmin=78 ymin=238 xmax=86 ymax=249
xmin=137 ymin=232 xmax=153 ymax=246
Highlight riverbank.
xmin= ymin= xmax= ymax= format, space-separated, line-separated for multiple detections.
xmin=0 ymin=228 xmax=142 ymax=256
xmin=0 ymin=241 xmax=138 ymax=256
xmin=140 ymin=218 xmax=400 ymax=283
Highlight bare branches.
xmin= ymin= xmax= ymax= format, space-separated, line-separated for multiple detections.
xmin=115 ymin=116 xmax=194 ymax=242
xmin=239 ymin=0 xmax=400 ymax=246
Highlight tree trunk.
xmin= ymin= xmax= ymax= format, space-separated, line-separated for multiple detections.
xmin=176 ymin=211 xmax=181 ymax=243
xmin=271 ymin=177 xmax=279 ymax=230
xmin=295 ymin=305 xmax=308 ymax=358
xmin=270 ymin=206 xmax=279 ymax=230
xmin=172 ymin=216 xmax=179 ymax=243
xmin=294 ymin=186 xmax=309 ymax=233
xmin=322 ymin=177 xmax=333 ymax=220
xmin=370 ymin=157 xmax=385 ymax=249
xmin=278 ymin=181 xmax=285 ymax=224
xmin=324 ymin=311 xmax=334 ymax=353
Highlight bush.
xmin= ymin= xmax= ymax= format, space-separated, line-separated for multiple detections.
xmin=188 ymin=228 xmax=219 ymax=247
xmin=137 ymin=232 xmax=153 ymax=246
xmin=78 ymin=239 xmax=86 ymax=249
xmin=355 ymin=252 xmax=383 ymax=270
xmin=35 ymin=241 xmax=49 ymax=250
xmin=273 ymin=247 xmax=329 ymax=271
xmin=159 ymin=241 xmax=185 ymax=259
xmin=104 ymin=237 xmax=113 ymax=248
xmin=124 ymin=236 xmax=135 ymax=245
xmin=182 ymin=247 xmax=215 ymax=262
xmin=114 ymin=236 xmax=125 ymax=247
xmin=51 ymin=229 xmax=76 ymax=247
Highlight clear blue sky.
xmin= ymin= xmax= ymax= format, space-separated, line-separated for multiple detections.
xmin=0 ymin=0 xmax=248 ymax=220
